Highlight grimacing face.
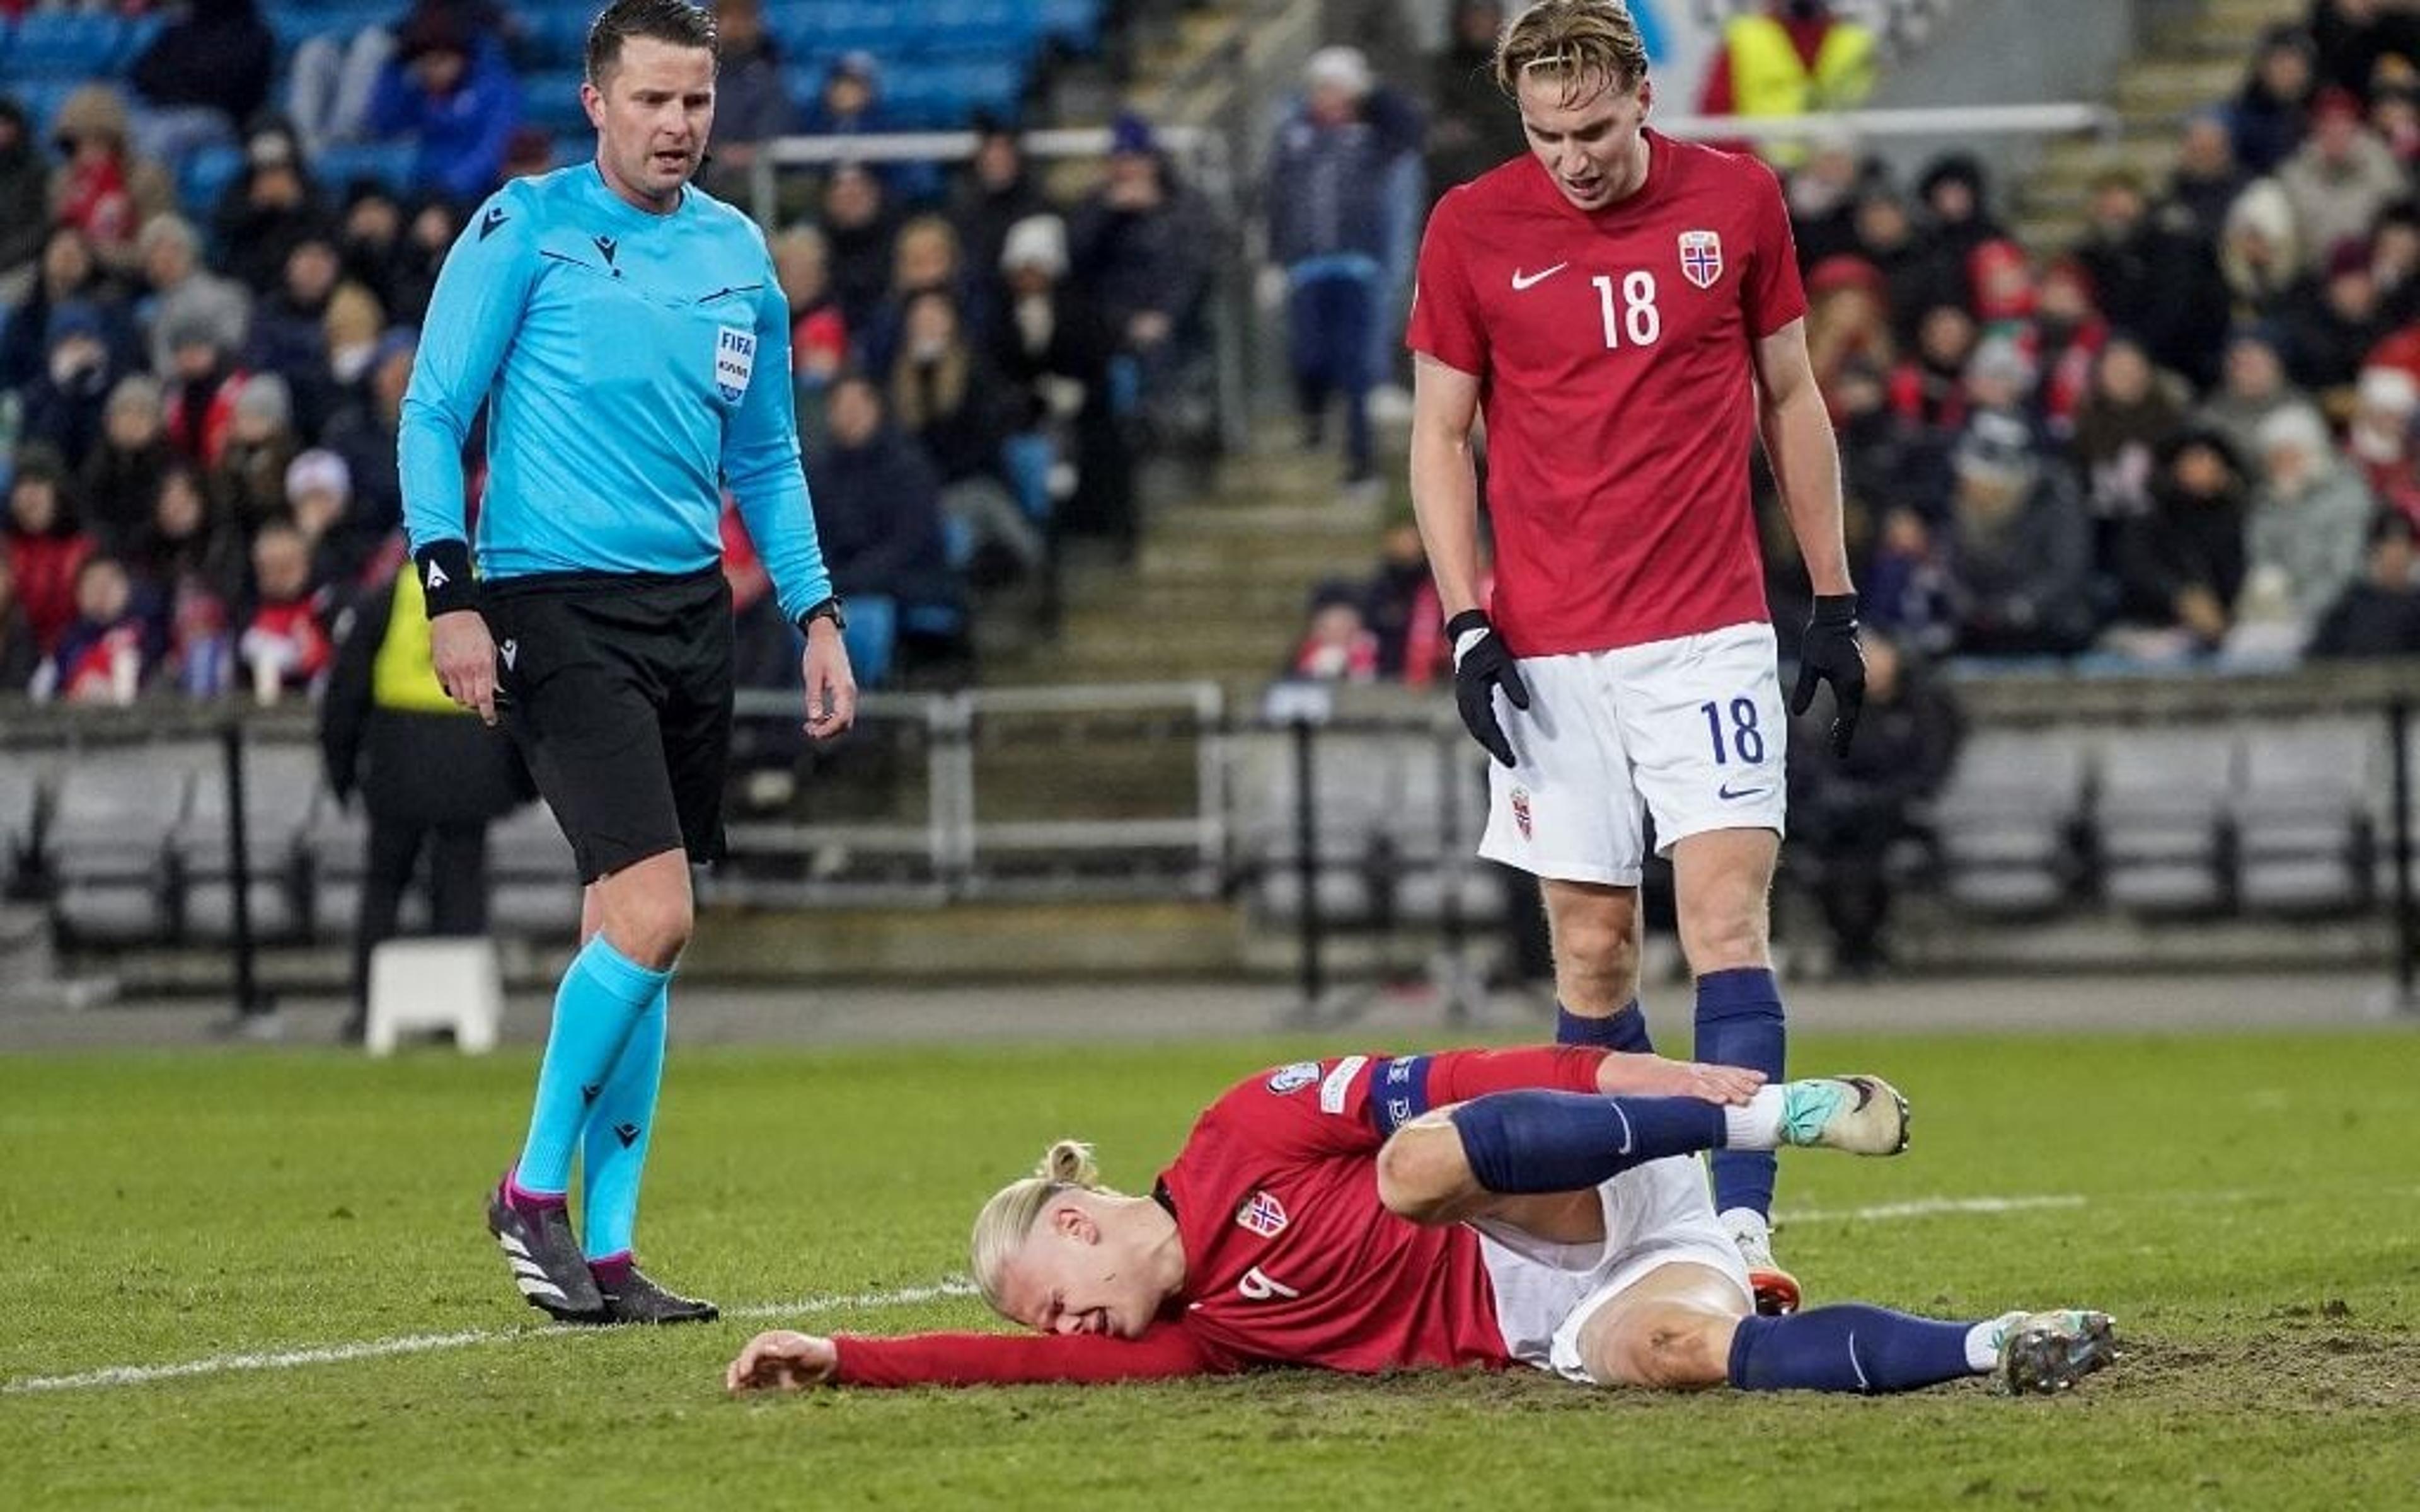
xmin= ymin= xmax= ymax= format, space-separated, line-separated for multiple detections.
xmin=993 ymin=1204 xmax=1167 ymax=1342
xmin=1514 ymin=67 xmax=1652 ymax=212
xmin=585 ymin=36 xmax=715 ymax=212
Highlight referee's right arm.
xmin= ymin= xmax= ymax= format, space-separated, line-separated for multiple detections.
xmin=400 ymin=184 xmax=536 ymax=721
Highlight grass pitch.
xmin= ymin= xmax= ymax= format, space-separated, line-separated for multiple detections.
xmin=3 ymin=1027 xmax=2417 ymax=1510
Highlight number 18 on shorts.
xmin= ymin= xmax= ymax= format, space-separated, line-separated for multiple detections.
xmin=1477 ymin=621 xmax=1788 ymax=886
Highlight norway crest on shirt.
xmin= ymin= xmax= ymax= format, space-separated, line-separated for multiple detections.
xmin=714 ymin=326 xmax=756 ymax=403
xmin=1236 ymin=1190 xmax=1288 ymax=1237
xmin=1678 ymin=229 xmax=1724 ymax=290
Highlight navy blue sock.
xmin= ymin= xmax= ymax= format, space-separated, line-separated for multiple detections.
xmin=1727 ymin=1306 xmax=1979 ymax=1394
xmin=1449 ymin=1089 xmax=1726 ymax=1194
xmin=1695 ymin=967 xmax=1785 ymax=1219
xmin=1555 ymin=999 xmax=1655 ymax=1053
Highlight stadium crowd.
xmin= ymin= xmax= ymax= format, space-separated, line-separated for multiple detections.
xmin=1291 ymin=0 xmax=2420 ymax=693
xmin=11 ymin=0 xmax=2420 ymax=717
xmin=0 ymin=0 xmax=1189 ymax=700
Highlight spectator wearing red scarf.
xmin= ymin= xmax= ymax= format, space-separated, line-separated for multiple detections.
xmin=3 ymin=447 xmax=95 ymax=651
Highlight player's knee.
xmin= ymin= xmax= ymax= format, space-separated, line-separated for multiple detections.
xmin=1584 ymin=1303 xmax=1732 ymax=1391
xmin=1374 ymin=1117 xmax=1474 ymax=1225
xmin=1552 ymin=910 xmax=1639 ymax=988
xmin=602 ymin=887 xmax=693 ymax=968
xmin=1678 ymin=893 xmax=1769 ymax=971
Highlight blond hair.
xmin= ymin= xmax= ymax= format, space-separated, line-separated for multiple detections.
xmin=969 ymin=1140 xmax=1112 ymax=1314
xmin=1494 ymin=0 xmax=1649 ymax=104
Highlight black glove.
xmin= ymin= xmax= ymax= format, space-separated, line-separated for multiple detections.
xmin=1790 ymin=592 xmax=1867 ymax=757
xmin=1447 ymin=609 xmax=1530 ymax=767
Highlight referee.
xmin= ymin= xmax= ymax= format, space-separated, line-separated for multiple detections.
xmin=402 ymin=0 xmax=855 ymax=1325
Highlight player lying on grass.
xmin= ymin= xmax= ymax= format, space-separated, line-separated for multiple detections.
xmin=727 ymin=1047 xmax=2116 ymax=1397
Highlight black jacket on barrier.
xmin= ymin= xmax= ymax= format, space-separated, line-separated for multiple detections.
xmin=319 ymin=580 xmax=531 ymax=828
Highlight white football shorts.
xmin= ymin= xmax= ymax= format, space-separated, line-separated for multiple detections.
xmin=1477 ymin=621 xmax=1787 ymax=885
xmin=1474 ymin=1155 xmax=1753 ymax=1385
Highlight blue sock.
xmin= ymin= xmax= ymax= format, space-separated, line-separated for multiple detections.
xmin=1555 ymin=999 xmax=1655 ymax=1053
xmin=1695 ymin=968 xmax=1785 ymax=1220
xmin=581 ymin=979 xmax=667 ymax=1262
xmin=1727 ymin=1305 xmax=1981 ymax=1394
xmin=514 ymin=937 xmax=669 ymax=1195
xmin=1450 ymin=1089 xmax=1726 ymax=1194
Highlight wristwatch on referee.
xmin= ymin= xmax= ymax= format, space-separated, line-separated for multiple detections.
xmin=797 ymin=595 xmax=846 ymax=634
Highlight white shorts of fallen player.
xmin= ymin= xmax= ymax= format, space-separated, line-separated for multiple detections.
xmin=1478 ymin=621 xmax=1789 ymax=886
xmin=1477 ymin=1155 xmax=1753 ymax=1384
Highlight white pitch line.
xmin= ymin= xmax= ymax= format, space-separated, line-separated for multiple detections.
xmin=2 ymin=1279 xmax=979 ymax=1397
xmin=0 ymin=1198 xmax=2090 ymax=1397
xmin=1780 ymin=1194 xmax=2085 ymax=1223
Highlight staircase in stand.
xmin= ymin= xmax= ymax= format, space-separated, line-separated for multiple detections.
xmin=2012 ymin=0 xmax=2309 ymax=253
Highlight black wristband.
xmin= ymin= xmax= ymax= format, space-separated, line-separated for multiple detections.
xmin=413 ymin=540 xmax=479 ymax=617
xmin=1811 ymin=592 xmax=1860 ymax=626
xmin=1444 ymin=609 xmax=1492 ymax=641
xmin=796 ymin=594 xmax=846 ymax=635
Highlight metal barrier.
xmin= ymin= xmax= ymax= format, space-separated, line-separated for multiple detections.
xmin=1652 ymin=102 xmax=2121 ymax=145
xmin=3 ymin=664 xmax=2414 ymax=1015
xmin=713 ymin=682 xmax=1228 ymax=904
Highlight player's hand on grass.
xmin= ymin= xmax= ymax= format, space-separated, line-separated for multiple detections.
xmin=1790 ymin=593 xmax=1866 ymax=757
xmin=1594 ymin=1052 xmax=1765 ymax=1104
xmin=429 ymin=609 xmax=501 ymax=726
xmin=1446 ymin=610 xmax=1530 ymax=767
xmin=727 ymin=1330 xmax=838 ymax=1392
xmin=801 ymin=619 xmax=857 ymax=742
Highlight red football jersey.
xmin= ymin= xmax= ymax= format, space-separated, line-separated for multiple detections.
xmin=831 ymin=1047 xmax=1611 ymax=1387
xmin=1407 ymin=132 xmax=1807 ymax=655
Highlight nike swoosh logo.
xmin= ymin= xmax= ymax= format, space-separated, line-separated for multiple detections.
xmin=1717 ymin=782 xmax=1770 ymax=801
xmin=1511 ymin=262 xmax=1569 ymax=291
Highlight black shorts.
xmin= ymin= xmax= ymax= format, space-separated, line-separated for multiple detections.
xmin=485 ymin=568 xmax=734 ymax=883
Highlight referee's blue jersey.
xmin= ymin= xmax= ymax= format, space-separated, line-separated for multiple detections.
xmin=401 ymin=162 xmax=833 ymax=623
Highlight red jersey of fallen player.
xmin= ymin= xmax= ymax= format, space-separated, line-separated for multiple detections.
xmin=830 ymin=1046 xmax=1611 ymax=1387
xmin=1407 ymin=133 xmax=1808 ymax=657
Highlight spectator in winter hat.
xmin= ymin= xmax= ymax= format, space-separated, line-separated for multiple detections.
xmin=79 ymin=373 xmax=175 ymax=552
xmin=2244 ymin=402 xmax=2377 ymax=635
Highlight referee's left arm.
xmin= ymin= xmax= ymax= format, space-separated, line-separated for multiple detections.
xmin=724 ymin=239 xmax=851 ymax=736
xmin=723 ymin=243 xmax=833 ymax=626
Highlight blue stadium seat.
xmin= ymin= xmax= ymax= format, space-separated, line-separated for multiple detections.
xmin=120 ymin=13 xmax=165 ymax=68
xmin=313 ymin=139 xmax=421 ymax=195
xmin=882 ymin=57 xmax=1022 ymax=127
xmin=550 ymin=132 xmax=593 ymax=171
xmin=519 ymin=71 xmax=593 ymax=137
xmin=178 ymin=141 xmax=247 ymax=214
xmin=842 ymin=594 xmax=897 ymax=687
xmin=814 ymin=0 xmax=922 ymax=55
xmin=1041 ymin=0 xmax=1104 ymax=52
xmin=520 ymin=6 xmax=595 ymax=71
xmin=8 ymin=11 xmax=126 ymax=75
xmin=264 ymin=0 xmax=396 ymax=51
xmin=5 ymin=78 xmax=84 ymax=145
xmin=912 ymin=0 xmax=1039 ymax=59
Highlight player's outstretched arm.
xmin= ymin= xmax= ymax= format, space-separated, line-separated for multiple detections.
xmin=1407 ymin=1047 xmax=1762 ymax=1111
xmin=727 ymin=1322 xmax=1225 ymax=1391
xmin=1591 ymin=1051 xmax=1764 ymax=1104
xmin=727 ymin=1330 xmax=837 ymax=1392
